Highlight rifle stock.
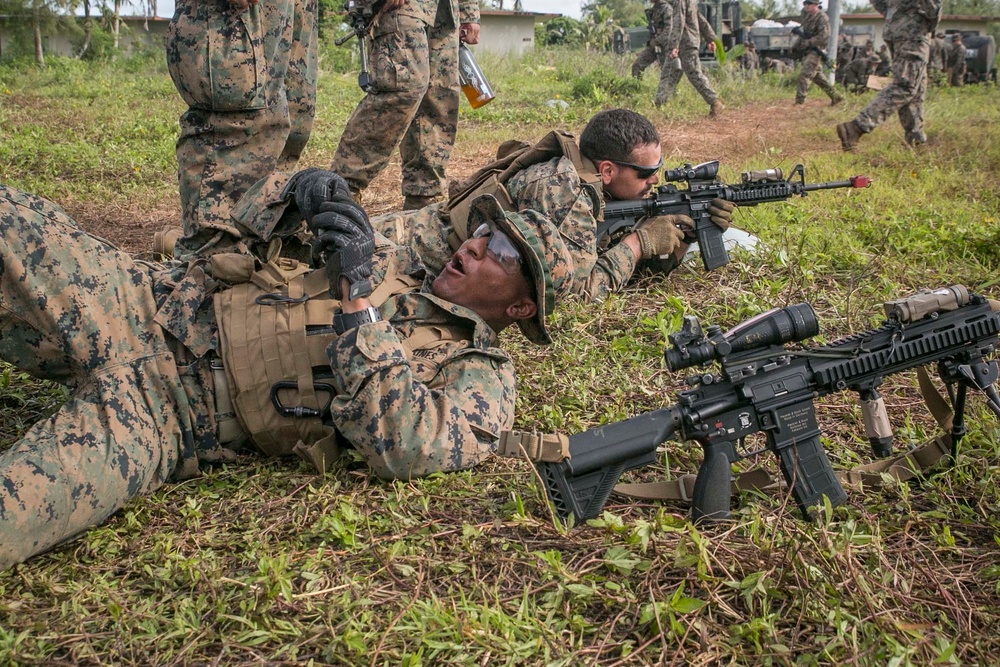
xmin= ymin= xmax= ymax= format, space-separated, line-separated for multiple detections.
xmin=538 ymin=408 xmax=680 ymax=522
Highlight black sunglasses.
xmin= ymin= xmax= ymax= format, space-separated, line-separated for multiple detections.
xmin=598 ymin=157 xmax=663 ymax=179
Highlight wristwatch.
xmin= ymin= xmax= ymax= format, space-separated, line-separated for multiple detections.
xmin=333 ymin=306 xmax=382 ymax=335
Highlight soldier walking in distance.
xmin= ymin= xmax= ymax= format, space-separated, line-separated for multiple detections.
xmin=330 ymin=0 xmax=481 ymax=210
xmin=836 ymin=0 xmax=942 ymax=150
xmin=631 ymin=0 xmax=673 ymax=79
xmin=656 ymin=0 xmax=724 ymax=117
xmin=792 ymin=0 xmax=843 ymax=106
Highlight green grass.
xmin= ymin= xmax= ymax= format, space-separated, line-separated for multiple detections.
xmin=2 ymin=50 xmax=1000 ymax=665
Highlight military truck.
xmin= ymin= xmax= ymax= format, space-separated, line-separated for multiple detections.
xmin=611 ymin=0 xmax=744 ymax=61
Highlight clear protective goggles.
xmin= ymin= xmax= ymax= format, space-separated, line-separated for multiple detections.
xmin=471 ymin=223 xmax=524 ymax=275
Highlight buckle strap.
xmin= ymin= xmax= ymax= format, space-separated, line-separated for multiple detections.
xmin=497 ymin=430 xmax=569 ymax=462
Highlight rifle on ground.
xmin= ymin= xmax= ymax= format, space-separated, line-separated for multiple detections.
xmin=514 ymin=286 xmax=1000 ymax=523
xmin=335 ymin=0 xmax=386 ymax=93
xmin=598 ymin=161 xmax=871 ymax=272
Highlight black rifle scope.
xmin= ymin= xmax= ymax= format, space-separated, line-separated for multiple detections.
xmin=665 ymin=303 xmax=819 ymax=371
xmin=663 ymin=160 xmax=719 ymax=183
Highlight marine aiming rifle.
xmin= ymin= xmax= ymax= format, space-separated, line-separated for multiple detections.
xmin=516 ymin=286 xmax=1000 ymax=523
xmin=335 ymin=0 xmax=386 ymax=93
xmin=598 ymin=161 xmax=871 ymax=272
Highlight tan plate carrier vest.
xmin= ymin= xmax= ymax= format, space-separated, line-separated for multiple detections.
xmin=213 ymin=251 xmax=460 ymax=474
xmin=443 ymin=130 xmax=603 ymax=251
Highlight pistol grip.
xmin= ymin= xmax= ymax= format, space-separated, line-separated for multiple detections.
xmin=690 ymin=450 xmax=732 ymax=523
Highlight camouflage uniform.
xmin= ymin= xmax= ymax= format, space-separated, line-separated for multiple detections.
xmin=373 ymin=155 xmax=638 ymax=302
xmin=0 ymin=173 xmax=571 ymax=568
xmin=738 ymin=43 xmax=759 ymax=74
xmin=875 ymin=44 xmax=892 ymax=75
xmin=793 ymin=7 xmax=841 ymax=104
xmin=631 ymin=0 xmax=672 ymax=79
xmin=852 ymin=0 xmax=941 ymax=144
xmin=835 ymin=36 xmax=852 ymax=84
xmin=842 ymin=56 xmax=879 ymax=92
xmin=330 ymin=0 xmax=480 ymax=200
xmin=167 ymin=0 xmax=318 ymax=259
xmin=655 ymin=0 xmax=719 ymax=109
xmin=947 ymin=36 xmax=967 ymax=86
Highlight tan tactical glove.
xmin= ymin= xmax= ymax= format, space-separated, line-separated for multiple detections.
xmin=634 ymin=215 xmax=690 ymax=260
xmin=708 ymin=198 xmax=736 ymax=231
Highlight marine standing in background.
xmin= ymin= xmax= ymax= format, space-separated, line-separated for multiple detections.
xmin=739 ymin=41 xmax=760 ymax=74
xmin=631 ymin=0 xmax=673 ymax=79
xmin=657 ymin=0 xmax=724 ymax=117
xmin=928 ymin=32 xmax=948 ymax=85
xmin=836 ymin=0 xmax=943 ymax=150
xmin=330 ymin=0 xmax=481 ymax=211
xmin=167 ymin=0 xmax=318 ymax=259
xmin=792 ymin=0 xmax=843 ymax=106
xmin=835 ymin=35 xmax=853 ymax=84
xmin=947 ymin=33 xmax=967 ymax=86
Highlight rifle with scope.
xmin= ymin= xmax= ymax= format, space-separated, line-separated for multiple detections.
xmin=598 ymin=161 xmax=871 ymax=273
xmin=335 ymin=0 xmax=386 ymax=93
xmin=521 ymin=286 xmax=1000 ymax=523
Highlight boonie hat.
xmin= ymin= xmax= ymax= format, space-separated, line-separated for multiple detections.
xmin=465 ymin=194 xmax=574 ymax=345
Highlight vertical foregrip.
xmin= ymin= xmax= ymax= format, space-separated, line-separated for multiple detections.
xmin=775 ymin=436 xmax=848 ymax=519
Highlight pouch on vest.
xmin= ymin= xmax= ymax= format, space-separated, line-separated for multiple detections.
xmin=443 ymin=131 xmax=602 ymax=251
xmin=214 ymin=249 xmax=423 ymax=473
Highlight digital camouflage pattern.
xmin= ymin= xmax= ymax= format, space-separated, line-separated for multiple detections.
xmin=655 ymin=0 xmax=719 ymax=108
xmin=853 ymin=0 xmax=941 ymax=142
xmin=331 ymin=0 xmax=480 ymax=199
xmin=793 ymin=8 xmax=841 ymax=104
xmin=372 ymin=155 xmax=638 ymax=302
xmin=841 ymin=56 xmax=880 ymax=91
xmin=631 ymin=0 xmax=672 ymax=79
xmin=947 ymin=37 xmax=967 ymax=86
xmin=0 ymin=171 xmax=535 ymax=568
xmin=0 ymin=185 xmax=195 ymax=569
xmin=167 ymin=0 xmax=318 ymax=259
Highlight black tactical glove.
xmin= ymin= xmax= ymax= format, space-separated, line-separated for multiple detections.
xmin=292 ymin=168 xmax=354 ymax=226
xmin=311 ymin=198 xmax=375 ymax=301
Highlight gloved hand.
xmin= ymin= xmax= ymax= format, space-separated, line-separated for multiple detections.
xmin=311 ymin=198 xmax=375 ymax=301
xmin=633 ymin=215 xmax=690 ymax=260
xmin=707 ymin=198 xmax=735 ymax=231
xmin=292 ymin=168 xmax=354 ymax=225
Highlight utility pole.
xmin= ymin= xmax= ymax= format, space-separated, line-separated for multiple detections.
xmin=827 ymin=0 xmax=842 ymax=84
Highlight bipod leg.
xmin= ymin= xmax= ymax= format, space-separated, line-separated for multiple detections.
xmin=950 ymin=384 xmax=968 ymax=461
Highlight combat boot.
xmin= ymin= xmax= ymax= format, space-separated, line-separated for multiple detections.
xmin=836 ymin=120 xmax=864 ymax=151
xmin=794 ymin=96 xmax=806 ymax=105
xmin=403 ymin=194 xmax=438 ymax=211
xmin=830 ymin=93 xmax=844 ymax=106
xmin=905 ymin=130 xmax=927 ymax=146
xmin=709 ymin=100 xmax=725 ymax=118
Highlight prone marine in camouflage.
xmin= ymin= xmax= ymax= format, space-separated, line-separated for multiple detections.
xmin=370 ymin=109 xmax=735 ymax=303
xmin=0 ymin=171 xmax=574 ymax=569
xmin=792 ymin=0 xmax=843 ymax=106
xmin=167 ymin=0 xmax=319 ymax=259
xmin=836 ymin=0 xmax=942 ymax=150
xmin=656 ymin=0 xmax=723 ymax=116
xmin=330 ymin=0 xmax=480 ymax=207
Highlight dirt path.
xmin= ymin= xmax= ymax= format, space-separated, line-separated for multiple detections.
xmin=75 ymin=98 xmax=847 ymax=254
